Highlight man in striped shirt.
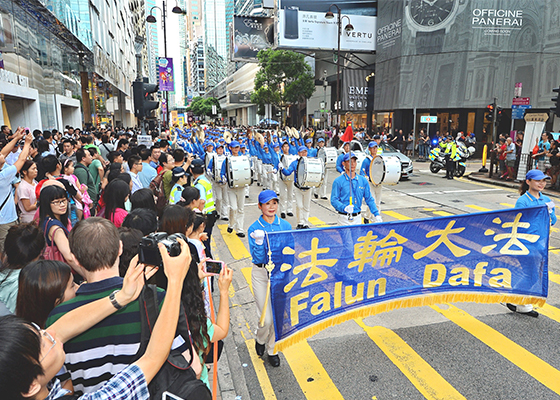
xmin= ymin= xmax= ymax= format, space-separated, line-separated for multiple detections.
xmin=46 ymin=218 xmax=192 ymax=395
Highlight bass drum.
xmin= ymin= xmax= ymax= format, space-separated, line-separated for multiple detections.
xmin=280 ymin=154 xmax=297 ymax=182
xmin=295 ymin=157 xmax=324 ymax=189
xmin=212 ymin=154 xmax=227 ymax=183
xmin=369 ymin=155 xmax=401 ymax=185
xmin=226 ymin=155 xmax=252 ymax=188
xmin=317 ymin=147 xmax=338 ymax=169
xmin=355 ymin=152 xmax=368 ymax=174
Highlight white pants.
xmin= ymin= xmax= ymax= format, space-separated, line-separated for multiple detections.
xmin=255 ymin=159 xmax=263 ymax=185
xmin=338 ymin=213 xmax=363 ymax=226
xmin=271 ymin=170 xmax=280 ymax=194
xmin=318 ymin=169 xmax=330 ymax=198
xmin=295 ymin=188 xmax=312 ymax=226
xmin=262 ymin=164 xmax=273 ymax=190
xmin=244 ymin=185 xmax=250 ymax=198
xmin=252 ymin=265 xmax=277 ymax=355
xmin=279 ymin=178 xmax=294 ymax=214
xmin=214 ymin=182 xmax=230 ymax=217
xmin=364 ymin=182 xmax=382 ymax=221
xmin=228 ymin=186 xmax=246 ymax=233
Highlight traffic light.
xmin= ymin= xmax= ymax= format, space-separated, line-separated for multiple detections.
xmin=485 ymin=103 xmax=495 ymax=121
xmin=496 ymin=106 xmax=503 ymax=123
xmin=551 ymin=86 xmax=560 ymax=117
xmin=133 ymin=80 xmax=159 ymax=119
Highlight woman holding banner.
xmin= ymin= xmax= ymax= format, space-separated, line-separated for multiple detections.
xmin=506 ymin=169 xmax=557 ymax=317
xmin=248 ymin=190 xmax=292 ymax=367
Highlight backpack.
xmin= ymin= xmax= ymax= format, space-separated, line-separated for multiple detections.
xmin=150 ymin=172 xmax=167 ymax=216
xmin=135 ymin=285 xmax=211 ymax=400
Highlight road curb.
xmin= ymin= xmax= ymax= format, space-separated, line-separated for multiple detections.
xmin=467 ymin=173 xmax=560 ymax=199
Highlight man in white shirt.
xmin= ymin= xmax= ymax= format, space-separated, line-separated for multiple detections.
xmin=127 ymin=154 xmax=144 ymax=193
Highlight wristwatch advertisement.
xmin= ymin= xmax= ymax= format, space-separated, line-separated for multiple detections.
xmin=404 ymin=0 xmax=467 ymax=54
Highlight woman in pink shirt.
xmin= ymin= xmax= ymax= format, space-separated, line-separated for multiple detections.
xmin=16 ymin=161 xmax=38 ymax=223
xmin=100 ymin=179 xmax=130 ymax=227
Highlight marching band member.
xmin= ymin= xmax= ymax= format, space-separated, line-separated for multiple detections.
xmin=260 ymin=143 xmax=274 ymax=190
xmin=336 ymin=142 xmax=351 ymax=173
xmin=270 ymin=142 xmax=281 ymax=195
xmin=278 ymin=141 xmax=295 ymax=219
xmin=248 ymin=190 xmax=292 ymax=367
xmin=222 ymin=141 xmax=247 ymax=238
xmin=360 ymin=142 xmax=382 ymax=215
xmin=280 ymin=146 xmax=312 ymax=229
xmin=207 ymin=143 xmax=229 ymax=221
xmin=240 ymin=143 xmax=251 ymax=198
xmin=331 ymin=152 xmax=382 ymax=226
xmin=316 ymin=138 xmax=329 ymax=200
xmin=305 ymin=138 xmax=318 ymax=157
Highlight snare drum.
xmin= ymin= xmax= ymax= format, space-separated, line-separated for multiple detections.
xmin=295 ymin=157 xmax=324 ymax=189
xmin=317 ymin=147 xmax=338 ymax=169
xmin=280 ymin=154 xmax=297 ymax=182
xmin=369 ymin=155 xmax=401 ymax=185
xmin=212 ymin=154 xmax=227 ymax=183
xmin=226 ymin=155 xmax=252 ymax=188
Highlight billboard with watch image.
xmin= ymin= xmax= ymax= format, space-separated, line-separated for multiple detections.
xmin=277 ymin=0 xmax=377 ymax=52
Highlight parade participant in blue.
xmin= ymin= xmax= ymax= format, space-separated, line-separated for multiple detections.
xmin=279 ymin=146 xmax=312 ymax=229
xmin=331 ymin=152 xmax=382 ymax=226
xmin=506 ymin=169 xmax=557 ymax=317
xmin=288 ymin=137 xmax=298 ymax=155
xmin=336 ymin=142 xmax=351 ymax=173
xmin=240 ymin=143 xmax=251 ymax=198
xmin=360 ymin=142 xmax=382 ymax=216
xmin=248 ymin=190 xmax=292 ymax=367
xmin=221 ymin=141 xmax=248 ymax=237
xmin=305 ymin=138 xmax=318 ymax=157
xmin=207 ymin=143 xmax=229 ymax=221
xmin=316 ymin=138 xmax=330 ymax=200
xmin=278 ymin=141 xmax=295 ymax=219
xmin=259 ymin=141 xmax=274 ymax=190
xmin=270 ymin=142 xmax=281 ymax=194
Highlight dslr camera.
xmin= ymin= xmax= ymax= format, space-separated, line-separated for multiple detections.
xmin=139 ymin=232 xmax=187 ymax=267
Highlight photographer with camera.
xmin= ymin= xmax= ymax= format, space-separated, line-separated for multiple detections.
xmin=45 ymin=217 xmax=200 ymax=396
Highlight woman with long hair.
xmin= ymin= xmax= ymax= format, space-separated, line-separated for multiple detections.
xmin=38 ymin=185 xmax=80 ymax=272
xmin=16 ymin=260 xmax=77 ymax=328
xmin=130 ymin=188 xmax=157 ymax=213
xmin=159 ymin=204 xmax=232 ymax=389
xmin=16 ymin=160 xmax=38 ymax=223
xmin=100 ymin=179 xmax=130 ymax=228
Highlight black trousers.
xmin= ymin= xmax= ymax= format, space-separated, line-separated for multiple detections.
xmin=445 ymin=156 xmax=455 ymax=177
xmin=203 ymin=211 xmax=218 ymax=259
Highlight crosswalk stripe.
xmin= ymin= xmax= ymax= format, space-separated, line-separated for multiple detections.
xmin=308 ymin=216 xmax=331 ymax=228
xmin=500 ymin=203 xmax=514 ymax=208
xmin=245 ymin=339 xmax=278 ymax=400
xmin=432 ymin=210 xmax=454 ymax=216
xmin=217 ymin=224 xmax=251 ymax=259
xmin=432 ymin=303 xmax=560 ymax=395
xmin=549 ymin=272 xmax=560 ymax=285
xmin=465 ymin=205 xmax=491 ymax=212
xmin=537 ymin=303 xmax=560 ymax=324
xmin=355 ymin=318 xmax=465 ymax=400
xmin=283 ymin=340 xmax=345 ymax=400
xmin=382 ymin=210 xmax=412 ymax=220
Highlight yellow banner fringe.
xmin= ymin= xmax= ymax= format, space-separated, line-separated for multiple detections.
xmin=273 ymin=292 xmax=546 ymax=352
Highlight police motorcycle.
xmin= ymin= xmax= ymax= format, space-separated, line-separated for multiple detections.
xmin=454 ymin=142 xmax=476 ymax=177
xmin=428 ymin=146 xmax=446 ymax=174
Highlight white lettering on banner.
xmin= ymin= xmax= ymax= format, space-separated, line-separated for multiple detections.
xmin=0 ymin=69 xmax=30 ymax=88
xmin=472 ymin=9 xmax=523 ymax=28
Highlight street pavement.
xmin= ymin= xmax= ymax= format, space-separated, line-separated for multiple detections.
xmin=210 ymin=160 xmax=560 ymax=400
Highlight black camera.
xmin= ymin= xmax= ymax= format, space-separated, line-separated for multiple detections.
xmin=138 ymin=232 xmax=187 ymax=267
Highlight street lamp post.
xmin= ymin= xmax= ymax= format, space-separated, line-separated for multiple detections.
xmin=325 ymin=5 xmax=353 ymax=128
xmin=147 ymin=1 xmax=185 ymax=129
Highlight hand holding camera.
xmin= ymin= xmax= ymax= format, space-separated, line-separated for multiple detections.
xmin=159 ymin=236 xmax=191 ymax=283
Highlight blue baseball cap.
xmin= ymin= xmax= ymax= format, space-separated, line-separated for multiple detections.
xmin=342 ymin=152 xmax=358 ymax=162
xmin=526 ymin=169 xmax=551 ymax=181
xmin=229 ymin=140 xmax=240 ymax=148
xmin=216 ymin=143 xmax=224 ymax=148
xmin=318 ymin=138 xmax=325 ymax=143
xmin=368 ymin=142 xmax=378 ymax=148
xmin=272 ymin=142 xmax=280 ymax=148
xmin=240 ymin=143 xmax=246 ymax=149
xmin=298 ymin=145 xmax=307 ymax=153
xmin=305 ymin=138 xmax=312 ymax=144
xmin=258 ymin=190 xmax=279 ymax=204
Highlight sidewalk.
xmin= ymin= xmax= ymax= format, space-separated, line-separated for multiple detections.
xmin=467 ymin=170 xmax=560 ymax=199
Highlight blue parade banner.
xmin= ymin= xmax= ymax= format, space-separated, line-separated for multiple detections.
xmin=268 ymin=206 xmax=550 ymax=351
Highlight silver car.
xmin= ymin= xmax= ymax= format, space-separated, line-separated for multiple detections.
xmin=350 ymin=140 xmax=413 ymax=179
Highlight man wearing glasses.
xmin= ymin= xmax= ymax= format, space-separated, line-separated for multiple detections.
xmin=128 ymin=155 xmax=144 ymax=194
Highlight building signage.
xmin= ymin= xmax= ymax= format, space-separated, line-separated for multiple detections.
xmin=511 ymin=105 xmax=531 ymax=120
xmin=158 ymin=57 xmax=175 ymax=92
xmin=277 ymin=0 xmax=377 ymax=52
xmin=524 ymin=113 xmax=548 ymax=122
xmin=229 ymin=92 xmax=252 ymax=103
xmin=377 ymin=18 xmax=401 ymax=50
xmin=341 ymin=69 xmax=369 ymax=111
xmin=232 ymin=16 xmax=274 ymax=62
xmin=472 ymin=8 xmax=523 ymax=36
xmin=512 ymin=97 xmax=530 ymax=106
xmin=0 ymin=68 xmax=29 ymax=87
xmin=420 ymin=116 xmax=438 ymax=123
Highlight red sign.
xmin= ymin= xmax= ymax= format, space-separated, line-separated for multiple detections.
xmin=512 ymin=97 xmax=530 ymax=105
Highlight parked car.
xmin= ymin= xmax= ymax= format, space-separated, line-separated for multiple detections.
xmin=349 ymin=140 xmax=413 ymax=179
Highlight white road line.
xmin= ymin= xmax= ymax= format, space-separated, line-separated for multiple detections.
xmin=410 ymin=188 xmax=502 ymax=195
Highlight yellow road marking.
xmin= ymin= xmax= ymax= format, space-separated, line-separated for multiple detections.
xmin=432 ymin=211 xmax=454 ymax=217
xmin=423 ymin=208 xmax=435 ymax=211
xmin=432 ymin=304 xmax=560 ymax=395
xmin=355 ymin=318 xmax=465 ymax=400
xmin=308 ymin=216 xmax=330 ymax=228
xmin=466 ymin=205 xmax=491 ymax=212
xmin=217 ymin=224 xmax=251 ymax=259
xmin=283 ymin=340 xmax=345 ymax=400
xmin=382 ymin=210 xmax=412 ymax=220
xmin=549 ymin=272 xmax=560 ymax=285
xmin=242 ymin=267 xmax=254 ymax=295
xmin=537 ymin=304 xmax=560 ymax=324
xmin=245 ymin=339 xmax=278 ymax=400
xmin=500 ymin=203 xmax=514 ymax=208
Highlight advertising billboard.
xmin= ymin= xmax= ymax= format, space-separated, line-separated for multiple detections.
xmin=277 ymin=0 xmax=377 ymax=52
xmin=232 ymin=16 xmax=274 ymax=61
xmin=341 ymin=69 xmax=370 ymax=112
xmin=158 ymin=57 xmax=174 ymax=92
xmin=375 ymin=0 xmax=560 ymax=111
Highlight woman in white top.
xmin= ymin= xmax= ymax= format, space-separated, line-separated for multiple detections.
xmin=16 ymin=160 xmax=38 ymax=223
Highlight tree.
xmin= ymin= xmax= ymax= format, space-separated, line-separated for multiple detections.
xmin=251 ymin=49 xmax=315 ymax=125
xmin=187 ymin=97 xmax=221 ymax=117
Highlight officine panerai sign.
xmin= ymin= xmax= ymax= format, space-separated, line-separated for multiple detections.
xmin=341 ymin=69 xmax=370 ymax=111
